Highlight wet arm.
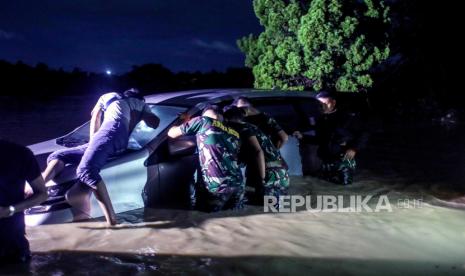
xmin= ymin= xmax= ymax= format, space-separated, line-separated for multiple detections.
xmin=168 ymin=117 xmax=202 ymax=139
xmin=267 ymin=116 xmax=288 ymax=149
xmin=168 ymin=126 xmax=183 ymax=138
xmin=275 ymin=130 xmax=289 ymax=149
xmin=0 ymin=175 xmax=47 ymax=218
xmin=143 ymin=112 xmax=160 ymax=129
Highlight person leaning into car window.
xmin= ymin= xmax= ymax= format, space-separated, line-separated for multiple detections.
xmin=232 ymin=97 xmax=289 ymax=198
xmin=232 ymin=97 xmax=288 ymax=149
xmin=43 ymin=88 xmax=160 ymax=225
xmin=223 ymin=106 xmax=290 ymax=206
xmin=0 ymin=139 xmax=47 ymax=264
xmin=167 ymin=105 xmax=244 ymax=212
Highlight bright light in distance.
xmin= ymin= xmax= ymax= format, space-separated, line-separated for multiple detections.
xmin=106 ymin=70 xmax=112 ymax=75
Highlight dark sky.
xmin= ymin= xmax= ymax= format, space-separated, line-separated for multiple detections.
xmin=0 ymin=0 xmax=262 ymax=73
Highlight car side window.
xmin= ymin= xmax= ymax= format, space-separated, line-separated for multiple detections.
xmin=294 ymin=98 xmax=323 ymax=129
xmin=128 ymin=105 xmax=187 ymax=150
xmin=253 ymin=101 xmax=300 ymax=133
xmin=295 ymin=98 xmax=322 ymax=117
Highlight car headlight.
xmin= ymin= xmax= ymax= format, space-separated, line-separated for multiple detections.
xmin=25 ymin=205 xmax=52 ymax=214
xmin=47 ymin=180 xmax=75 ymax=198
xmin=25 ymin=180 xmax=76 ymax=215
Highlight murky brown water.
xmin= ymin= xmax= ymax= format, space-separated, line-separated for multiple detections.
xmin=3 ymin=182 xmax=465 ymax=275
xmin=1 ymin=97 xmax=465 ymax=275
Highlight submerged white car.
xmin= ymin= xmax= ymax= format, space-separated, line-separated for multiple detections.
xmin=26 ymin=89 xmax=321 ymax=226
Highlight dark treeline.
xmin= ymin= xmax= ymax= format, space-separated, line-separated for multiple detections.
xmin=0 ymin=60 xmax=254 ymax=98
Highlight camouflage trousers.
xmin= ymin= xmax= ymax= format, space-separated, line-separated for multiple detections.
xmin=263 ymin=167 xmax=290 ymax=198
xmin=246 ymin=166 xmax=289 ymax=206
xmin=195 ymin=183 xmax=245 ymax=212
xmin=320 ymin=157 xmax=357 ymax=185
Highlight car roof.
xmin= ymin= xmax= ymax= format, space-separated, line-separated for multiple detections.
xmin=144 ymin=88 xmax=317 ymax=107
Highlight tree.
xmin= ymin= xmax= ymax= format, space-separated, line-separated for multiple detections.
xmin=238 ymin=0 xmax=391 ymax=92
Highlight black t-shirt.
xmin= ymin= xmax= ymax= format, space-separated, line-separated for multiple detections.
xmin=0 ymin=139 xmax=41 ymax=258
xmin=0 ymin=139 xmax=40 ymax=207
xmin=315 ymin=110 xmax=368 ymax=159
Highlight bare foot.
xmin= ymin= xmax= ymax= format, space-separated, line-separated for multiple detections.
xmin=108 ymin=216 xmax=117 ymax=226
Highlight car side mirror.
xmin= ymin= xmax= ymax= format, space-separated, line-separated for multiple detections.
xmin=169 ymin=136 xmax=196 ymax=157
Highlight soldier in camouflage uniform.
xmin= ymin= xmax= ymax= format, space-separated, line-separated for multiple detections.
xmin=232 ymin=97 xmax=289 ymax=202
xmin=224 ymin=106 xmax=289 ymax=205
xmin=232 ymin=97 xmax=288 ymax=149
xmin=168 ymin=105 xmax=244 ymax=212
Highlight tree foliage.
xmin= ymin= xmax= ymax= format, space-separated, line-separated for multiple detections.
xmin=238 ymin=0 xmax=391 ymax=92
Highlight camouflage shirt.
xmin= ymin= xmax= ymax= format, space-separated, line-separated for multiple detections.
xmin=229 ymin=122 xmax=287 ymax=169
xmin=245 ymin=112 xmax=283 ymax=146
xmin=180 ymin=116 xmax=243 ymax=194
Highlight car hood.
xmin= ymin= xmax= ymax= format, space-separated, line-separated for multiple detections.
xmin=28 ymin=139 xmax=78 ymax=183
xmin=28 ymin=138 xmax=67 ymax=156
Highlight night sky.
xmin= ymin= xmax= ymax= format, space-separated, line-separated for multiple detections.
xmin=0 ymin=0 xmax=262 ymax=74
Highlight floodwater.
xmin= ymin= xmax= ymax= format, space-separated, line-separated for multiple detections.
xmin=1 ymin=96 xmax=465 ymax=275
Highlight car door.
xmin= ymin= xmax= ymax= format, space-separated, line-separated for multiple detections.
xmin=143 ymin=135 xmax=198 ymax=209
xmin=94 ymin=149 xmax=152 ymax=217
xmin=250 ymin=97 xmax=321 ymax=176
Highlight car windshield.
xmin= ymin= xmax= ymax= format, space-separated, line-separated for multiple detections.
xmin=57 ymin=104 xmax=187 ymax=149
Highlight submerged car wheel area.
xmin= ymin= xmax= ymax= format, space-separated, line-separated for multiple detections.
xmin=26 ymin=89 xmax=321 ymax=226
xmin=143 ymin=135 xmax=198 ymax=209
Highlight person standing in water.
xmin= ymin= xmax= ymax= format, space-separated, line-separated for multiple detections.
xmin=44 ymin=89 xmax=160 ymax=225
xmin=0 ymin=139 xmax=47 ymax=263
xmin=312 ymin=91 xmax=368 ymax=185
